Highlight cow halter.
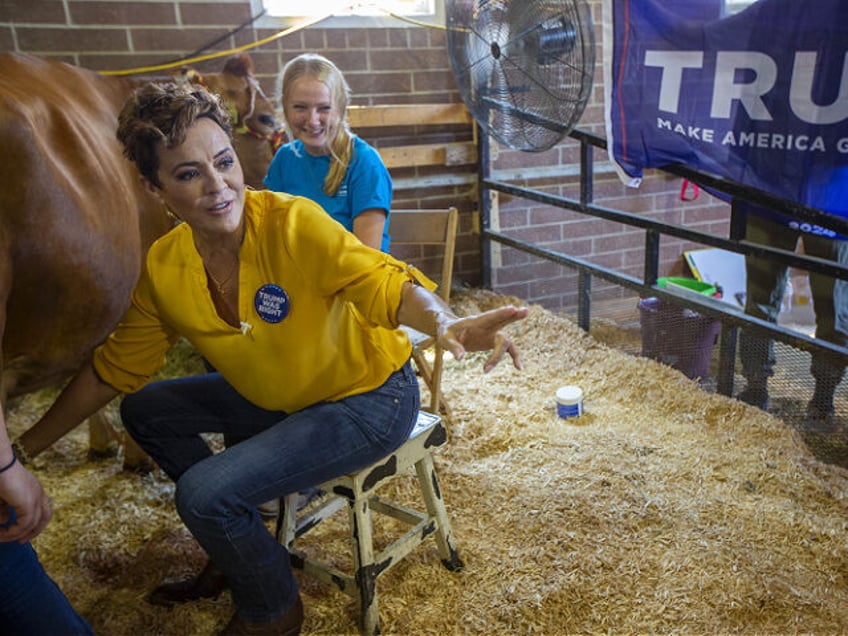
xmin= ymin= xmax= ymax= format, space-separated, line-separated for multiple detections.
xmin=185 ymin=69 xmax=284 ymax=153
xmin=236 ymin=76 xmax=286 ymax=152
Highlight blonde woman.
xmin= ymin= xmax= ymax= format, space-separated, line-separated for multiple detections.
xmin=265 ymin=53 xmax=392 ymax=252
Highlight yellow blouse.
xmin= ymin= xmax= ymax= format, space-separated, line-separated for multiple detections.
xmin=93 ymin=189 xmax=434 ymax=413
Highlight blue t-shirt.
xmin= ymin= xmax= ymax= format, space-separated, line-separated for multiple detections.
xmin=264 ymin=136 xmax=393 ymax=252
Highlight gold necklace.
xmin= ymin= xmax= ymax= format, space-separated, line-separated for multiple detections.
xmin=205 ymin=258 xmax=239 ymax=296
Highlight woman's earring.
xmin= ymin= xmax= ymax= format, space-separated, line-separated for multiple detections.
xmin=164 ymin=205 xmax=182 ymax=223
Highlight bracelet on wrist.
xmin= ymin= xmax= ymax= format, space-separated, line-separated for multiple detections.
xmin=0 ymin=451 xmax=17 ymax=474
xmin=11 ymin=442 xmax=30 ymax=465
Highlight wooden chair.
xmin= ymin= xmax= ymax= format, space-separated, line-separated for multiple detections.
xmin=390 ymin=207 xmax=459 ymax=418
xmin=275 ymin=410 xmax=464 ymax=636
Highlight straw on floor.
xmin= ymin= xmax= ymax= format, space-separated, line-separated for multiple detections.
xmin=7 ymin=289 xmax=848 ymax=635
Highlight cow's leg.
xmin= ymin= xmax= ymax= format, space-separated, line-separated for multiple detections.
xmin=121 ymin=431 xmax=154 ymax=473
xmin=87 ymin=406 xmax=153 ymax=472
xmin=87 ymin=409 xmax=119 ymax=459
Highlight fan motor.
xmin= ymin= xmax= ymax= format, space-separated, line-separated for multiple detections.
xmin=534 ymin=17 xmax=577 ymax=65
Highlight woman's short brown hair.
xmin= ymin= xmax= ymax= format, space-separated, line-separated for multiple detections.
xmin=117 ymin=81 xmax=232 ymax=187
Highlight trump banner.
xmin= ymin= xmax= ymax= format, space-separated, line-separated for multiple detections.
xmin=602 ymin=0 xmax=848 ymax=234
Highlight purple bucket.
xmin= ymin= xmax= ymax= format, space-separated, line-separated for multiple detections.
xmin=638 ymin=297 xmax=721 ymax=381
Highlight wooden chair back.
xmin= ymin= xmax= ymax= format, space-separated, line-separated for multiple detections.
xmin=389 ymin=207 xmax=459 ymax=302
xmin=389 ymin=207 xmax=459 ymax=416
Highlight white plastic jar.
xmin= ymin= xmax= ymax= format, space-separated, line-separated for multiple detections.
xmin=556 ymin=385 xmax=584 ymax=419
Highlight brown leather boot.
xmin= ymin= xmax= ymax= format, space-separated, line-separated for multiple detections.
xmin=219 ymin=596 xmax=303 ymax=636
xmin=147 ymin=560 xmax=228 ymax=607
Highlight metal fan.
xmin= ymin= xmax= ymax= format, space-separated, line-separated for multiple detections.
xmin=446 ymin=0 xmax=595 ymax=152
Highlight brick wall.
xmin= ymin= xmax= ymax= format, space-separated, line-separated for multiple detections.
xmin=0 ymin=0 xmax=730 ymax=309
xmin=490 ymin=164 xmax=729 ymax=311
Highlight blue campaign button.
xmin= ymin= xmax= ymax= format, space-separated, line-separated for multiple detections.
xmin=254 ymin=284 xmax=290 ymax=324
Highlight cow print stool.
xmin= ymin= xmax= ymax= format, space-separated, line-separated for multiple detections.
xmin=275 ymin=410 xmax=464 ymax=635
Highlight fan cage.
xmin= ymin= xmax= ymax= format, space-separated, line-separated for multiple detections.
xmin=446 ymin=0 xmax=596 ymax=152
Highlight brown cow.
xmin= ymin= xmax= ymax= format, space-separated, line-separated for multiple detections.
xmin=1 ymin=52 xmax=278 ymax=467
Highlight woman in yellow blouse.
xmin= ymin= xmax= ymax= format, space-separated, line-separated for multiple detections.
xmin=26 ymin=82 xmax=527 ymax=636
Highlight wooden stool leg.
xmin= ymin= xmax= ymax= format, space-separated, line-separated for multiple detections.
xmin=278 ymin=494 xmax=299 ymax=548
xmin=349 ymin=497 xmax=380 ymax=635
xmin=414 ymin=455 xmax=464 ymax=571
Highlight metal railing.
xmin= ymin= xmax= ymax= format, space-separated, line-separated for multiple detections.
xmin=477 ymin=126 xmax=848 ymax=397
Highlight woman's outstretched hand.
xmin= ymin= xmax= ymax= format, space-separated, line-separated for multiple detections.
xmin=438 ymin=305 xmax=530 ymax=372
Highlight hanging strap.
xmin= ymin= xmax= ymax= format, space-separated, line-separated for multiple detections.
xmin=680 ymin=179 xmax=700 ymax=201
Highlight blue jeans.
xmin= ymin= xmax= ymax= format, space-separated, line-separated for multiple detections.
xmin=121 ymin=361 xmax=419 ymax=622
xmin=0 ymin=538 xmax=94 ymax=635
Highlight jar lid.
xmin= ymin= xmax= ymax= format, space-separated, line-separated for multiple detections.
xmin=556 ymin=385 xmax=583 ymax=404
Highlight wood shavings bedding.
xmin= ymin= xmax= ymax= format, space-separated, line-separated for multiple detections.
xmin=5 ymin=289 xmax=847 ymax=634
